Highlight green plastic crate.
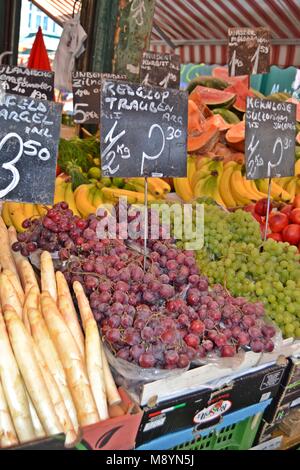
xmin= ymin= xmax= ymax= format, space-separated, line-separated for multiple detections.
xmin=173 ymin=413 xmax=263 ymax=451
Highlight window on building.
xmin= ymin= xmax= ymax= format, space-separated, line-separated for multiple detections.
xmin=43 ymin=16 xmax=48 ymax=30
xmin=28 ymin=13 xmax=32 ymax=28
xmin=52 ymin=21 xmax=56 ymax=33
xmin=29 ymin=2 xmax=32 ymax=10
xmin=36 ymin=15 xmax=41 ymax=28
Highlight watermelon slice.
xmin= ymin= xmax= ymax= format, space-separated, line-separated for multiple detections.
xmin=190 ymin=86 xmax=236 ymax=109
xmin=225 ymin=81 xmax=256 ymax=113
xmin=205 ymin=114 xmax=232 ymax=131
xmin=212 ymin=67 xmax=249 ymax=86
xmin=286 ymin=97 xmax=300 ymax=122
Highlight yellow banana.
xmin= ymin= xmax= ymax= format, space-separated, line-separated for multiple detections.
xmin=241 ymin=177 xmax=266 ymax=202
xmin=36 ymin=205 xmax=49 ymax=217
xmin=218 ymin=162 xmax=238 ymax=208
xmin=32 ymin=205 xmax=40 ymax=219
xmin=7 ymin=202 xmax=26 ymax=232
xmin=230 ymin=170 xmax=252 ymax=206
xmin=151 ymin=178 xmax=171 ymax=194
xmin=92 ymin=188 xmax=104 ymax=210
xmin=191 ymin=158 xmax=223 ymax=190
xmin=256 ymin=179 xmax=292 ymax=202
xmin=101 ymin=187 xmax=156 ymax=204
xmin=173 ymin=178 xmax=194 ymax=202
xmin=64 ymin=182 xmax=80 ymax=216
xmin=194 ymin=174 xmax=225 ymax=206
xmin=286 ymin=179 xmax=297 ymax=200
xmin=54 ymin=177 xmax=67 ymax=205
xmin=273 ymin=176 xmax=293 ymax=189
xmin=1 ymin=202 xmax=13 ymax=227
xmin=187 ymin=157 xmax=197 ymax=185
xmin=295 ymin=159 xmax=300 ymax=176
xmin=22 ymin=203 xmax=35 ymax=220
xmin=74 ymin=184 xmax=97 ymax=218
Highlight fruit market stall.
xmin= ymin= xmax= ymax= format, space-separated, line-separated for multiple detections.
xmin=1 ymin=0 xmax=300 ymax=454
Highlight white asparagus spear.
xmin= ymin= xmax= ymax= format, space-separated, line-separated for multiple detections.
xmin=7 ymin=226 xmax=26 ymax=275
xmin=32 ymin=337 xmax=79 ymax=447
xmin=40 ymin=251 xmax=57 ymax=302
xmin=0 ymin=309 xmax=35 ymax=443
xmin=56 ymin=271 xmax=85 ymax=358
xmin=72 ymin=281 xmax=93 ymax=330
xmin=40 ymin=293 xmax=99 ymax=426
xmin=85 ymin=318 xmax=109 ymax=420
xmin=73 ymin=281 xmax=121 ymax=406
xmin=0 ymin=217 xmax=18 ymax=276
xmin=0 ymin=378 xmax=19 ymax=448
xmin=19 ymin=259 xmax=39 ymax=294
xmin=2 ymin=269 xmax=25 ymax=306
xmin=100 ymin=342 xmax=122 ymax=406
xmin=27 ymin=307 xmax=79 ymax=432
xmin=22 ymin=286 xmax=40 ymax=335
xmin=4 ymin=306 xmax=62 ymax=436
xmin=0 ymin=273 xmax=23 ymax=318
xmin=25 ymin=390 xmax=46 ymax=440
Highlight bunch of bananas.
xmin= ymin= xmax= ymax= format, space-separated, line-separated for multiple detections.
xmin=1 ymin=201 xmax=47 ymax=232
xmin=174 ymin=156 xmax=300 ymax=207
xmin=1 ymin=175 xmax=172 ymax=232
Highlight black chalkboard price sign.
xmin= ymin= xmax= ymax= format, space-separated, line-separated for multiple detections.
xmin=0 ymin=93 xmax=62 ymax=204
xmin=228 ymin=27 xmax=270 ymax=76
xmin=245 ymin=97 xmax=296 ymax=180
xmin=72 ymin=72 xmax=126 ymax=124
xmin=140 ymin=51 xmax=180 ymax=89
xmin=0 ymin=65 xmax=54 ymax=101
xmin=100 ymin=79 xmax=188 ymax=177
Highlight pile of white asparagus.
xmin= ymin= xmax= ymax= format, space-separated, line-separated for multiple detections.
xmin=0 ymin=218 xmax=122 ymax=449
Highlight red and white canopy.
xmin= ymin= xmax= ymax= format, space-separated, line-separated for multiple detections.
xmin=32 ymin=0 xmax=300 ymax=68
xmin=150 ymin=0 xmax=300 ymax=67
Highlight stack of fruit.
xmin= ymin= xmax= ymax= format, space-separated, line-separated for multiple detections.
xmin=11 ymin=203 xmax=279 ymax=368
xmin=176 ymin=201 xmax=300 ymax=338
xmin=0 ymin=219 xmax=122 ymax=449
xmin=245 ymin=195 xmax=300 ymax=249
xmin=2 ymin=173 xmax=171 ymax=232
xmin=174 ymin=155 xmax=298 ymax=206
xmin=174 ymin=67 xmax=300 ymax=206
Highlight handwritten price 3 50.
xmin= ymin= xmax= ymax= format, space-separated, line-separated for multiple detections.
xmin=0 ymin=132 xmax=50 ymax=198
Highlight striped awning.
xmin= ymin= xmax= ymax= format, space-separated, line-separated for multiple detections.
xmin=31 ymin=0 xmax=81 ymax=25
xmin=31 ymin=0 xmax=300 ymax=68
xmin=151 ymin=0 xmax=300 ymax=67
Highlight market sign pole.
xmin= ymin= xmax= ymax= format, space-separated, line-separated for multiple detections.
xmin=100 ymin=79 xmax=188 ymax=269
xmin=245 ymin=97 xmax=296 ymax=240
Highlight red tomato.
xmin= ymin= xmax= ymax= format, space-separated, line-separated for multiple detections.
xmin=280 ymin=204 xmax=293 ymax=216
xmin=267 ymin=232 xmax=283 ymax=242
xmin=56 ymin=165 xmax=62 ymax=176
xmin=293 ymin=194 xmax=300 ymax=209
xmin=269 ymin=212 xmax=289 ymax=233
xmin=255 ymin=198 xmax=273 ymax=217
xmin=282 ymin=224 xmax=300 ymax=245
xmin=289 ymin=208 xmax=300 ymax=225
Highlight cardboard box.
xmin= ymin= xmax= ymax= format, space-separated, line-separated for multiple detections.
xmin=5 ymin=388 xmax=143 ymax=451
xmin=263 ymin=356 xmax=300 ymax=424
xmin=136 ymin=362 xmax=286 ymax=447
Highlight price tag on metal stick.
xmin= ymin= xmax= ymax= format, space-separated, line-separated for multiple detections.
xmin=0 ymin=93 xmax=62 ymax=204
xmin=72 ymin=72 xmax=126 ymax=124
xmin=100 ymin=79 xmax=188 ymax=177
xmin=228 ymin=27 xmax=270 ymax=76
xmin=0 ymin=65 xmax=54 ymax=101
xmin=245 ymin=97 xmax=296 ymax=241
xmin=140 ymin=51 xmax=180 ymax=89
